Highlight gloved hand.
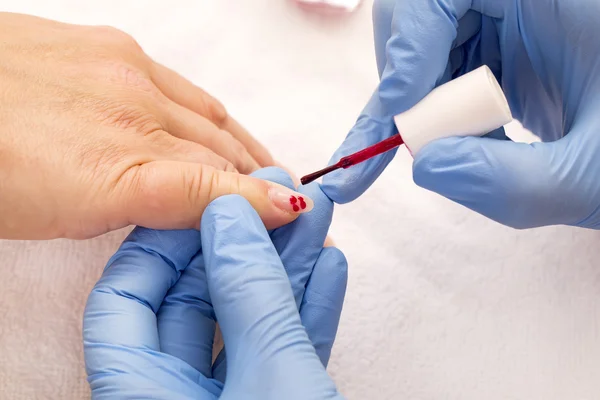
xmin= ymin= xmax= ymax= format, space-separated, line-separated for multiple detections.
xmin=83 ymin=168 xmax=347 ymax=399
xmin=323 ymin=0 xmax=600 ymax=229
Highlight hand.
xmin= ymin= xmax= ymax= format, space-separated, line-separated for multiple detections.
xmin=83 ymin=168 xmax=347 ymax=399
xmin=0 ymin=12 xmax=310 ymax=240
xmin=323 ymin=0 xmax=600 ymax=229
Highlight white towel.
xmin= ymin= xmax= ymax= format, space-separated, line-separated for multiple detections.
xmin=1 ymin=1 xmax=599 ymax=399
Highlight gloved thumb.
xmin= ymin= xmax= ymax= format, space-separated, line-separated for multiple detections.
xmin=201 ymin=195 xmax=341 ymax=399
xmin=117 ymin=161 xmax=313 ymax=231
xmin=412 ymin=135 xmax=583 ymax=229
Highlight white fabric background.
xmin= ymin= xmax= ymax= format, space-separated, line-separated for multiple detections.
xmin=1 ymin=1 xmax=599 ymax=399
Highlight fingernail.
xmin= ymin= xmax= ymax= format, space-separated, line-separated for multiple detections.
xmin=268 ymin=185 xmax=314 ymax=214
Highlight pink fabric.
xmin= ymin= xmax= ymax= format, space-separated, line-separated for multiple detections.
xmin=1 ymin=230 xmax=129 ymax=399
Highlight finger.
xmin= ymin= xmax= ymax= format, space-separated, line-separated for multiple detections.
xmin=161 ymin=101 xmax=261 ymax=174
xmin=210 ymin=166 xmax=296 ymax=383
xmin=201 ymin=196 xmax=337 ymax=396
xmin=221 ymin=117 xmax=275 ymax=168
xmin=146 ymin=130 xmax=238 ymax=172
xmin=151 ymin=62 xmax=275 ymax=166
xmin=118 ymin=161 xmax=314 ymax=231
xmin=322 ymin=0 xmax=478 ymax=203
xmin=211 ymin=168 xmax=336 ymax=382
xmin=374 ymin=0 xmax=481 ymax=73
xmin=413 ymin=135 xmax=577 ymax=229
xmin=299 ymin=247 xmax=348 ymax=367
xmin=83 ymin=227 xmax=200 ymax=367
xmin=272 ymin=183 xmax=334 ymax=307
xmin=156 ymin=251 xmax=216 ymax=378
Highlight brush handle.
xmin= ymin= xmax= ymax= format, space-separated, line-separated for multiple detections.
xmin=338 ymin=134 xmax=404 ymax=168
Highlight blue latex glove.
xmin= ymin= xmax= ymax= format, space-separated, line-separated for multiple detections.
xmin=83 ymin=168 xmax=347 ymax=399
xmin=323 ymin=0 xmax=600 ymax=229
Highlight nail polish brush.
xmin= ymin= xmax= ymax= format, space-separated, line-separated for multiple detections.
xmin=300 ymin=66 xmax=513 ymax=185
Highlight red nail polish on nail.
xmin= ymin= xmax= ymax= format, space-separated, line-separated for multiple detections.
xmin=268 ymin=187 xmax=314 ymax=214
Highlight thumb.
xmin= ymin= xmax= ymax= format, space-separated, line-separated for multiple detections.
xmin=201 ymin=195 xmax=341 ymax=400
xmin=117 ymin=161 xmax=313 ymax=231
xmin=412 ymin=135 xmax=581 ymax=229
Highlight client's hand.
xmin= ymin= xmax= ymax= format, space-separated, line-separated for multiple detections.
xmin=83 ymin=168 xmax=347 ymax=399
xmin=0 ymin=12 xmax=303 ymax=240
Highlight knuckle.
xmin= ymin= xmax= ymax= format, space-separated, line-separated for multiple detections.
xmin=184 ymin=165 xmax=206 ymax=212
xmin=119 ymin=164 xmax=170 ymax=216
xmin=211 ymin=130 xmax=251 ymax=172
xmin=201 ymin=94 xmax=228 ymax=127
xmin=206 ymin=169 xmax=222 ymax=202
xmin=107 ymin=163 xmax=146 ymax=212
xmin=226 ymin=134 xmax=251 ymax=168
xmin=75 ymin=140 xmax=133 ymax=182
xmin=230 ymin=135 xmax=247 ymax=157
xmin=96 ymin=100 xmax=162 ymax=134
xmin=224 ymin=161 xmax=236 ymax=173
xmin=207 ymin=169 xmax=241 ymax=202
xmin=115 ymin=108 xmax=161 ymax=133
xmin=94 ymin=25 xmax=143 ymax=52
xmin=105 ymin=62 xmax=160 ymax=96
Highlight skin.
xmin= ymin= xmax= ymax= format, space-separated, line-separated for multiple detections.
xmin=0 ymin=12 xmax=308 ymax=240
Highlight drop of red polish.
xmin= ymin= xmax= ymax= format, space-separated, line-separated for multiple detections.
xmin=293 ymin=204 xmax=300 ymax=212
xmin=290 ymin=196 xmax=298 ymax=204
xmin=299 ymin=197 xmax=306 ymax=210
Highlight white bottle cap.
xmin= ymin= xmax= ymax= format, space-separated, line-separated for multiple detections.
xmin=393 ymin=65 xmax=512 ymax=155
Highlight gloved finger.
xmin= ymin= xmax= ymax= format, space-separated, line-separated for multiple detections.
xmin=156 ymin=252 xmax=216 ymax=378
xmin=323 ymin=0 xmax=476 ymax=203
xmin=210 ymin=166 xmax=297 ymax=383
xmin=116 ymin=161 xmax=314 ymax=232
xmin=377 ymin=0 xmax=475 ymax=114
xmin=251 ymin=166 xmax=296 ymax=192
xmin=88 ymin=355 xmax=219 ymax=400
xmin=253 ymin=168 xmax=334 ymax=304
xmin=162 ymin=100 xmax=261 ymax=174
xmin=413 ymin=135 xmax=578 ymax=229
xmin=299 ymin=247 xmax=348 ymax=367
xmin=212 ymin=235 xmax=338 ymax=381
xmin=211 ymin=246 xmax=340 ymax=381
xmin=150 ymin=62 xmax=275 ymax=167
xmin=271 ymin=182 xmax=334 ymax=307
xmin=201 ymin=196 xmax=337 ymax=396
xmin=253 ymin=168 xmax=336 ymax=316
xmin=157 ymin=175 xmax=298 ymax=376
xmin=374 ymin=3 xmax=481 ymax=76
xmin=84 ymin=228 xmax=201 ymax=368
